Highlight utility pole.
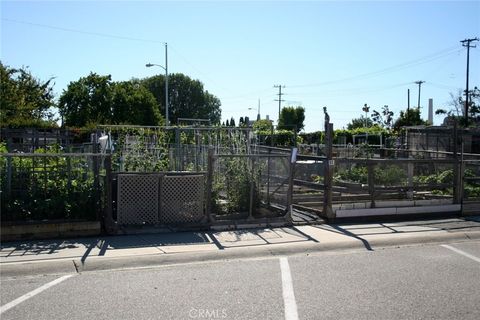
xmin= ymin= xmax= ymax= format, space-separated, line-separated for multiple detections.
xmin=274 ymin=85 xmax=285 ymax=121
xmin=165 ymin=42 xmax=169 ymax=126
xmin=461 ymin=37 xmax=479 ymax=126
xmin=414 ymin=81 xmax=425 ymax=110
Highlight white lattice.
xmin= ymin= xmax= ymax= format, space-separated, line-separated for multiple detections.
xmin=117 ymin=174 xmax=160 ymax=225
xmin=160 ymin=175 xmax=205 ymax=224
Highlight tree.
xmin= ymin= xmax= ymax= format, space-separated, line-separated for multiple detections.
xmin=393 ymin=108 xmax=426 ymax=130
xmin=253 ymin=119 xmax=273 ymax=132
xmin=58 ymin=73 xmax=114 ymax=127
xmin=230 ymin=117 xmax=236 ymax=127
xmin=58 ymin=73 xmax=161 ymax=127
xmin=111 ymin=81 xmax=162 ymax=125
xmin=436 ymin=88 xmax=480 ymax=126
xmin=278 ymin=106 xmax=305 ymax=133
xmin=347 ymin=116 xmax=373 ymax=130
xmin=141 ymin=73 xmax=222 ymax=125
xmin=0 ymin=62 xmax=57 ymax=127
xmin=371 ymin=105 xmax=394 ymax=129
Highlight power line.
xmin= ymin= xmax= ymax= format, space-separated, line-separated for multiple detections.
xmin=2 ymin=18 xmax=165 ymax=44
xmin=286 ymin=45 xmax=462 ymax=88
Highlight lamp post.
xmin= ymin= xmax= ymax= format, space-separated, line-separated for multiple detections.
xmin=146 ymin=43 xmax=169 ymax=125
xmin=248 ymin=99 xmax=261 ymax=121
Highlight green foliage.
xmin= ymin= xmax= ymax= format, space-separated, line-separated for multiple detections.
xmin=253 ymin=119 xmax=273 ymax=132
xmin=299 ymin=131 xmax=323 ymax=144
xmin=141 ymin=73 xmax=222 ymax=125
xmin=335 ymin=164 xmax=407 ymax=186
xmin=371 ymin=105 xmax=394 ymax=129
xmin=255 ymin=129 xmax=300 ymax=146
xmin=374 ymin=165 xmax=407 ymax=186
xmin=59 ymin=73 xmax=162 ymax=127
xmin=212 ymin=157 xmax=264 ymax=215
xmin=393 ymin=108 xmax=426 ymax=130
xmin=1 ymin=147 xmax=98 ymax=221
xmin=334 ymin=125 xmax=392 ymax=145
xmin=278 ymin=106 xmax=305 ymax=133
xmin=0 ymin=62 xmax=57 ymax=128
xmin=112 ymin=81 xmax=162 ymax=126
xmin=347 ymin=116 xmax=373 ymax=130
xmin=438 ymin=88 xmax=480 ymax=127
xmin=335 ymin=165 xmax=368 ymax=184
xmin=106 ymin=127 xmax=170 ymax=172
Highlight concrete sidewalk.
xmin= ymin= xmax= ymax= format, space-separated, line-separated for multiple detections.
xmin=1 ymin=216 xmax=480 ymax=277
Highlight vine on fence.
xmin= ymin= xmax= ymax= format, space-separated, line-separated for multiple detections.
xmin=0 ymin=143 xmax=98 ymax=221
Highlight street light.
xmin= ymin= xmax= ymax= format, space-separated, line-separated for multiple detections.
xmin=248 ymin=99 xmax=261 ymax=121
xmin=146 ymin=43 xmax=169 ymax=125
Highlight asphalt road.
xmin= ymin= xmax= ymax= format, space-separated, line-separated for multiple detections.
xmin=1 ymin=240 xmax=479 ymax=320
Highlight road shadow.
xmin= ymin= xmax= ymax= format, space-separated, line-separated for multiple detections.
xmin=312 ymin=224 xmax=374 ymax=251
xmin=0 ymin=231 xmax=212 ymax=263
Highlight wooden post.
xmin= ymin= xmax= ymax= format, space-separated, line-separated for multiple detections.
xmin=286 ymin=148 xmax=296 ymax=222
xmin=6 ymin=156 xmax=12 ymax=198
xmin=452 ymin=121 xmax=460 ymax=204
xmin=175 ymin=128 xmax=181 ymax=171
xmin=205 ymin=147 xmax=214 ymax=223
xmin=104 ymin=155 xmax=116 ymax=233
xmin=407 ymin=159 xmax=414 ymax=200
xmin=93 ymin=155 xmax=101 ymax=222
xmin=267 ymin=148 xmax=271 ymax=205
xmin=323 ymin=122 xmax=334 ymax=219
xmin=368 ymin=161 xmax=376 ymax=208
xmin=248 ymin=157 xmax=255 ymax=220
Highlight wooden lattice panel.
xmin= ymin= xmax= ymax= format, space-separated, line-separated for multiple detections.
xmin=160 ymin=175 xmax=205 ymax=224
xmin=117 ymin=174 xmax=160 ymax=225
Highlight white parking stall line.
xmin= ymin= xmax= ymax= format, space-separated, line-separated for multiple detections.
xmin=441 ymin=244 xmax=480 ymax=263
xmin=279 ymin=257 xmax=299 ymax=320
xmin=0 ymin=274 xmax=74 ymax=314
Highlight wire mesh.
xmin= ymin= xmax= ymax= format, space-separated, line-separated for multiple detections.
xmin=1 ymin=154 xmax=103 ymax=222
xmin=211 ymin=154 xmax=290 ymax=218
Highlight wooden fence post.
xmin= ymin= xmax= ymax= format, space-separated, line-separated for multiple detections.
xmin=452 ymin=121 xmax=460 ymax=204
xmin=248 ymin=157 xmax=255 ymax=221
xmin=205 ymin=147 xmax=214 ymax=223
xmin=286 ymin=148 xmax=297 ymax=222
xmin=93 ymin=155 xmax=101 ymax=222
xmin=103 ymin=155 xmax=116 ymax=233
xmin=323 ymin=122 xmax=334 ymax=220
xmin=6 ymin=156 xmax=12 ymax=198
xmin=407 ymin=159 xmax=414 ymax=200
xmin=367 ymin=161 xmax=376 ymax=208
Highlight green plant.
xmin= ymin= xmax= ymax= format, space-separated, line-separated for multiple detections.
xmin=1 ymin=148 xmax=98 ymax=222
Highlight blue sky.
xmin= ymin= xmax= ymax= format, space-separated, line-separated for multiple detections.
xmin=1 ymin=0 xmax=479 ymax=132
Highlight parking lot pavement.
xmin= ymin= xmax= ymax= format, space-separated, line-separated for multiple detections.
xmin=1 ymin=240 xmax=479 ymax=320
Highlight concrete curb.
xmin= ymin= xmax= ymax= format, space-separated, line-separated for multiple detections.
xmin=2 ymin=230 xmax=479 ymax=278
xmin=1 ymin=221 xmax=101 ymax=242
xmin=0 ymin=259 xmax=77 ymax=278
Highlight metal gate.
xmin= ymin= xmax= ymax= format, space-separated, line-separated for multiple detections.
xmin=116 ymin=173 xmax=207 ymax=225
